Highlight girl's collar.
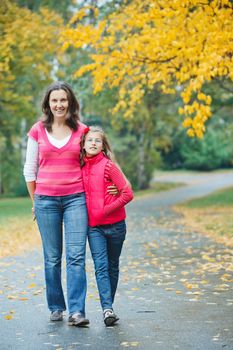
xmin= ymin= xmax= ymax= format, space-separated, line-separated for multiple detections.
xmin=84 ymin=151 xmax=105 ymax=164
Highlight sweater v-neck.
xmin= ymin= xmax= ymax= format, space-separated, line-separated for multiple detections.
xmin=41 ymin=123 xmax=76 ymax=154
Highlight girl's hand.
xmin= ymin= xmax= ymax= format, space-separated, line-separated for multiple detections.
xmin=107 ymin=184 xmax=119 ymax=195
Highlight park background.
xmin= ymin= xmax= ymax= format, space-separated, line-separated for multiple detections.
xmin=1 ymin=2 xmax=233 ymax=349
xmin=1 ymin=0 xmax=233 ymax=257
xmin=1 ymin=0 xmax=233 ymax=196
xmin=1 ymin=0 xmax=233 ymax=253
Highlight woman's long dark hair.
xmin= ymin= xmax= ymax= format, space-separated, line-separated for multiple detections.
xmin=41 ymin=81 xmax=80 ymax=131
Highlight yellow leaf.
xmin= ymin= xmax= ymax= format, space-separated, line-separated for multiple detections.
xmin=185 ymin=283 xmax=199 ymax=289
xmin=33 ymin=290 xmax=42 ymax=295
xmin=200 ymin=280 xmax=209 ymax=285
xmin=181 ymin=271 xmax=189 ymax=276
xmin=4 ymin=315 xmax=13 ymax=320
xmin=120 ymin=342 xmax=140 ymax=347
xmin=7 ymin=295 xmax=18 ymax=300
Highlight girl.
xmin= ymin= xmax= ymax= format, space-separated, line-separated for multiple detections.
xmin=80 ymin=126 xmax=134 ymax=326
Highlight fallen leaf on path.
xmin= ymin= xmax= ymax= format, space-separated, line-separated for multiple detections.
xmin=120 ymin=342 xmax=139 ymax=347
xmin=7 ymin=295 xmax=18 ymax=300
xmin=4 ymin=315 xmax=13 ymax=320
xmin=184 ymin=283 xmax=199 ymax=289
xmin=33 ymin=290 xmax=43 ymax=295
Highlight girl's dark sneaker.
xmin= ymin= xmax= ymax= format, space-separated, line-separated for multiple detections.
xmin=103 ymin=309 xmax=119 ymax=327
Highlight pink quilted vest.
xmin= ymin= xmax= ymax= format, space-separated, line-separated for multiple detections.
xmin=82 ymin=152 xmax=126 ymax=227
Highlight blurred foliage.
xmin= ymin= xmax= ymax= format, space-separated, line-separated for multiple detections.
xmin=161 ymin=80 xmax=233 ymax=170
xmin=162 ymin=124 xmax=233 ymax=170
xmin=62 ymin=0 xmax=233 ymax=138
xmin=0 ymin=0 xmax=63 ymax=130
xmin=15 ymin=0 xmax=76 ymax=21
xmin=0 ymin=0 xmax=64 ymax=195
xmin=0 ymin=0 xmax=232 ymax=195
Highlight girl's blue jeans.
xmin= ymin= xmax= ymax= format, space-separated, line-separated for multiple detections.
xmin=34 ymin=192 xmax=88 ymax=316
xmin=88 ymin=220 xmax=126 ymax=311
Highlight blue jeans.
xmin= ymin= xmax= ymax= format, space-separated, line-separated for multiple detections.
xmin=88 ymin=220 xmax=126 ymax=310
xmin=34 ymin=192 xmax=88 ymax=316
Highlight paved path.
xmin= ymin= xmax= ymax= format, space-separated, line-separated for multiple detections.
xmin=1 ymin=171 xmax=233 ymax=350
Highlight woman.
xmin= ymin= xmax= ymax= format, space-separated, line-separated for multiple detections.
xmin=24 ymin=81 xmax=89 ymax=326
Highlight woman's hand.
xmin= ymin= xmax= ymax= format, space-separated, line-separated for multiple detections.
xmin=32 ymin=201 xmax=36 ymax=221
xmin=107 ymin=184 xmax=119 ymax=195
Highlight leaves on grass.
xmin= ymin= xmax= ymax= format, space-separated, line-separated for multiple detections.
xmin=173 ymin=207 xmax=233 ymax=247
xmin=0 ymin=217 xmax=41 ymax=258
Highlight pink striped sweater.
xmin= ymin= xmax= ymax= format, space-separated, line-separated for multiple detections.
xmin=28 ymin=121 xmax=86 ymax=196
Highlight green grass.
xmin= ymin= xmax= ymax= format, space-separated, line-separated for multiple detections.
xmin=134 ymin=182 xmax=185 ymax=198
xmin=1 ymin=184 xmax=231 ymax=222
xmin=0 ymin=182 xmax=184 ymax=221
xmin=0 ymin=197 xmax=32 ymax=222
xmin=183 ymin=186 xmax=233 ymax=208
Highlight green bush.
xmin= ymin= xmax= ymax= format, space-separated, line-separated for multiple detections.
xmin=162 ymin=124 xmax=233 ymax=170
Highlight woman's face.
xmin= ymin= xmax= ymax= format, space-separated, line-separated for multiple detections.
xmin=49 ymin=89 xmax=69 ymax=120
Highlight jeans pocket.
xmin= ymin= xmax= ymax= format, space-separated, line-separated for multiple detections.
xmin=34 ymin=195 xmax=55 ymax=213
xmin=34 ymin=194 xmax=51 ymax=200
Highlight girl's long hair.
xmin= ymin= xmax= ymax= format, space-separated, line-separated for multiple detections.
xmin=41 ymin=81 xmax=80 ymax=132
xmin=80 ymin=126 xmax=116 ymax=167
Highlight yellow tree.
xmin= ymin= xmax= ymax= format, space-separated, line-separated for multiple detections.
xmin=0 ymin=0 xmax=63 ymax=125
xmin=0 ymin=1 xmax=63 ymax=194
xmin=61 ymin=0 xmax=233 ymax=137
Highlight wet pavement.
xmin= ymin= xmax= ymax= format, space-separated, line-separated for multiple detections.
xmin=1 ymin=171 xmax=233 ymax=350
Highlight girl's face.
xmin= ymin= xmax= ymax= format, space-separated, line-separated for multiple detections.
xmin=84 ymin=131 xmax=103 ymax=157
xmin=49 ymin=89 xmax=69 ymax=120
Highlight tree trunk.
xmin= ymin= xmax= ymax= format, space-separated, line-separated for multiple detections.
xmin=137 ymin=127 xmax=147 ymax=189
